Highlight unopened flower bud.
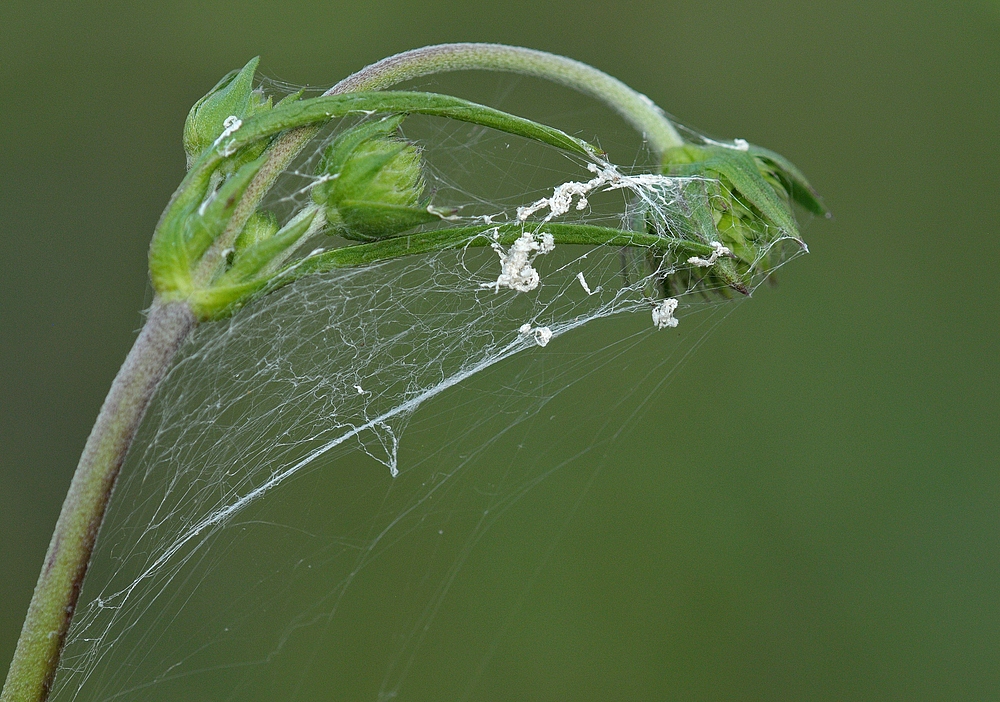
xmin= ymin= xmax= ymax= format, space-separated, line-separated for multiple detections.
xmin=233 ymin=210 xmax=280 ymax=254
xmin=313 ymin=116 xmax=450 ymax=241
xmin=656 ymin=140 xmax=826 ymax=296
xmin=183 ymin=57 xmax=273 ymax=171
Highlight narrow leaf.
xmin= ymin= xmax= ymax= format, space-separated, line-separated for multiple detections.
xmin=276 ymin=222 xmax=721 ymax=284
xmin=199 ymin=91 xmax=601 ymax=174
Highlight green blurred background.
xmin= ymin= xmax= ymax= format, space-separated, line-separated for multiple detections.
xmin=2 ymin=1 xmax=998 ymax=699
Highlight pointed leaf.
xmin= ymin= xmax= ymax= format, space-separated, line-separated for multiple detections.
xmin=273 ymin=222 xmax=722 ymax=286
xmin=196 ymin=91 xmax=601 ymax=175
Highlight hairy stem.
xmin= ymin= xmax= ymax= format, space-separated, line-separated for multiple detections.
xmin=2 ymin=300 xmax=196 ymax=702
xmin=212 ymin=43 xmax=684 ymax=275
xmin=330 ymin=44 xmax=683 ymax=151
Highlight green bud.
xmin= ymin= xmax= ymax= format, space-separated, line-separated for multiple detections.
xmin=222 ymin=208 xmax=318 ymax=286
xmin=313 ymin=115 xmax=451 ymax=241
xmin=233 ymin=210 xmax=280 ymax=255
xmin=655 ymin=141 xmax=827 ymax=297
xmin=183 ymin=57 xmax=273 ymax=172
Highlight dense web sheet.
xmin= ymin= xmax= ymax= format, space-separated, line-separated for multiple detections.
xmin=50 ymin=107 xmax=806 ymax=701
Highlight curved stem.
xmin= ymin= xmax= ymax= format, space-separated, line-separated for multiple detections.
xmin=330 ymin=44 xmax=683 ymax=151
xmin=2 ymin=300 xmax=196 ymax=702
xmin=221 ymin=44 xmax=683 ymax=266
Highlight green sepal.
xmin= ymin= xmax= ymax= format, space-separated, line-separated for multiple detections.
xmin=313 ymin=114 xmax=446 ymax=240
xmin=186 ymin=280 xmax=268 ymax=320
xmin=186 ymin=209 xmax=318 ymax=318
xmin=664 ymin=145 xmax=798 ymax=237
xmin=338 ymin=201 xmax=455 ymax=241
xmin=184 ymin=155 xmax=269 ymax=263
xmin=324 ymin=142 xmax=414 ymax=207
xmin=746 ymin=144 xmax=827 ymax=216
xmin=657 ymin=141 xmax=826 ymax=297
xmin=148 ymin=165 xmax=215 ymax=294
xmin=149 ymin=155 xmax=266 ymax=298
xmin=314 ymin=115 xmax=407 ymax=195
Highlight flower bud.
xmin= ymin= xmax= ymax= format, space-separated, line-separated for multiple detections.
xmin=313 ymin=116 xmax=449 ymax=241
xmin=657 ymin=140 xmax=826 ymax=296
xmin=233 ymin=210 xmax=280 ymax=255
xmin=183 ymin=57 xmax=273 ymax=171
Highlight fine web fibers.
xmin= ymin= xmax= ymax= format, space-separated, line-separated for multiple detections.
xmin=48 ymin=110 xmax=806 ymax=701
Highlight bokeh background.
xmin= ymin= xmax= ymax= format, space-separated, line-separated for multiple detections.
xmin=2 ymin=1 xmax=998 ymax=700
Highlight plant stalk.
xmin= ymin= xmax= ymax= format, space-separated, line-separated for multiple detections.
xmin=2 ymin=299 xmax=196 ymax=702
xmin=330 ymin=43 xmax=684 ymax=151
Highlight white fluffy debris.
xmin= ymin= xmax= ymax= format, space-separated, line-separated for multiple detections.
xmin=687 ymin=241 xmax=731 ymax=267
xmin=518 ymin=323 xmax=553 ymax=347
xmin=214 ymin=115 xmax=243 ymax=155
xmin=702 ymin=136 xmax=749 ymax=151
xmin=516 ymin=161 xmax=690 ymax=224
xmin=517 ymin=162 xmax=622 ymax=221
xmin=482 ymin=231 xmax=555 ymax=293
xmin=651 ymin=298 xmax=679 ymax=329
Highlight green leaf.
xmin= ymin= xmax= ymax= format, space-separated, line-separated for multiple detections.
xmin=669 ymin=147 xmax=799 ymax=237
xmin=184 ymin=155 xmax=269 ymax=262
xmin=154 ymin=90 xmax=603 ymax=315
xmin=273 ymin=222 xmax=721 ymax=285
xmin=194 ymin=90 xmax=601 ymax=178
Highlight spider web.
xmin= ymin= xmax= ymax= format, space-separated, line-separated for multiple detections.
xmin=49 ymin=96 xmax=806 ymax=701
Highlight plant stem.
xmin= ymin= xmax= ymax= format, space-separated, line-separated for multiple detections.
xmin=215 ymin=43 xmax=684 ymax=274
xmin=2 ymin=300 xmax=196 ymax=702
xmin=331 ymin=44 xmax=684 ymax=152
